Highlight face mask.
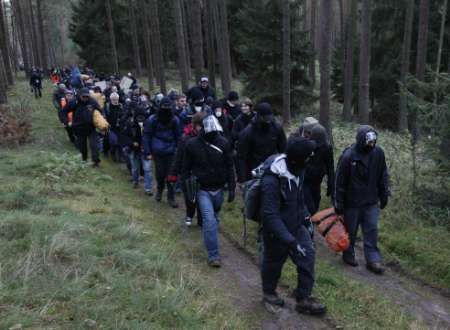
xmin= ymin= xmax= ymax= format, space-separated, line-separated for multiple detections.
xmin=195 ymin=106 xmax=202 ymax=113
xmin=215 ymin=111 xmax=222 ymax=118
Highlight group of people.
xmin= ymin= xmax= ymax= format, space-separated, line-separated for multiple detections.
xmin=50 ymin=67 xmax=390 ymax=317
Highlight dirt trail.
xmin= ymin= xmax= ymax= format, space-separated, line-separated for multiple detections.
xmin=315 ymin=237 xmax=450 ymax=329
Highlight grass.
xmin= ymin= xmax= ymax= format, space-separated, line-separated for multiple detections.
xmin=0 ymin=78 xmax=253 ymax=329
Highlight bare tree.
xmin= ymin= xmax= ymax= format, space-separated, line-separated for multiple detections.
xmin=105 ymin=0 xmax=119 ymax=73
xmin=398 ymin=0 xmax=414 ymax=131
xmin=342 ymin=0 xmax=357 ymax=121
xmin=358 ymin=0 xmax=371 ymax=124
xmin=282 ymin=0 xmax=291 ymax=125
xmin=319 ymin=0 xmax=332 ymax=131
xmin=148 ymin=0 xmax=166 ymax=93
xmin=129 ymin=0 xmax=142 ymax=76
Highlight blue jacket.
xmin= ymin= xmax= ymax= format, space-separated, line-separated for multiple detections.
xmin=143 ymin=115 xmax=182 ymax=157
xmin=261 ymin=155 xmax=308 ymax=245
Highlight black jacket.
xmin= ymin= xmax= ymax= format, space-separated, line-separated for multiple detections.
xmin=223 ymin=101 xmax=241 ymax=121
xmin=261 ymin=155 xmax=307 ymax=245
xmin=187 ymin=85 xmax=216 ymax=101
xmin=231 ymin=113 xmax=254 ymax=147
xmin=305 ymin=144 xmax=335 ymax=196
xmin=237 ymin=119 xmax=287 ymax=182
xmin=106 ymin=103 xmax=125 ymax=134
xmin=30 ymin=73 xmax=42 ymax=88
xmin=65 ymin=97 xmax=101 ymax=135
xmin=335 ymin=126 xmax=389 ymax=209
xmin=120 ymin=113 xmax=143 ymax=152
xmin=181 ymin=132 xmax=236 ymax=192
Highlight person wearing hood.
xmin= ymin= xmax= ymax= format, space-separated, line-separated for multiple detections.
xmin=296 ymin=117 xmax=319 ymax=139
xmin=302 ymin=124 xmax=335 ymax=215
xmin=260 ymin=137 xmax=326 ymax=315
xmin=181 ymin=115 xmax=236 ymax=267
xmin=30 ymin=68 xmax=43 ymax=98
xmin=335 ymin=125 xmax=390 ymax=274
xmin=143 ymin=97 xmax=182 ymax=208
xmin=65 ymin=87 xmax=103 ymax=166
xmin=222 ymin=91 xmax=241 ymax=121
xmin=211 ymin=101 xmax=232 ymax=141
xmin=121 ymin=101 xmax=153 ymax=195
xmin=168 ymin=112 xmax=207 ymax=226
xmin=237 ymin=102 xmax=287 ymax=182
xmin=187 ymin=77 xmax=216 ymax=102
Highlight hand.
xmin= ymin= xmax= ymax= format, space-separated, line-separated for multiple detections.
xmin=133 ymin=142 xmax=139 ymax=148
xmin=289 ymin=240 xmax=306 ymax=257
xmin=167 ymin=175 xmax=178 ymax=184
xmin=227 ymin=190 xmax=235 ymax=203
xmin=380 ymin=197 xmax=388 ymax=210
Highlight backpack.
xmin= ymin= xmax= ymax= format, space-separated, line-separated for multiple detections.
xmin=242 ymin=162 xmax=270 ymax=223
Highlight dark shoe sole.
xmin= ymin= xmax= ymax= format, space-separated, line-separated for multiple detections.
xmin=296 ymin=305 xmax=327 ymax=316
xmin=263 ymin=297 xmax=285 ymax=307
xmin=342 ymin=256 xmax=359 ymax=267
xmin=366 ymin=264 xmax=385 ymax=275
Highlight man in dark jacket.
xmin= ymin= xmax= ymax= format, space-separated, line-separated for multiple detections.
xmin=261 ymin=137 xmax=326 ymax=315
xmin=211 ymin=101 xmax=232 ymax=142
xmin=303 ymin=124 xmax=335 ymax=215
xmin=30 ymin=68 xmax=43 ymax=98
xmin=52 ymin=84 xmax=67 ymax=111
xmin=181 ymin=115 xmax=236 ymax=267
xmin=65 ymin=88 xmax=102 ymax=166
xmin=237 ymin=102 xmax=287 ymax=182
xmin=105 ymin=92 xmax=125 ymax=161
xmin=231 ymin=97 xmax=254 ymax=148
xmin=143 ymin=97 xmax=182 ymax=207
xmin=187 ymin=77 xmax=216 ymax=102
xmin=222 ymin=91 xmax=241 ymax=121
xmin=335 ymin=125 xmax=390 ymax=274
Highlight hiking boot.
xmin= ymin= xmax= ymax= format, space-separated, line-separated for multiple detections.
xmin=296 ymin=296 xmax=326 ymax=316
xmin=133 ymin=182 xmax=138 ymax=189
xmin=145 ymin=190 xmax=153 ymax=196
xmin=168 ymin=199 xmax=178 ymax=209
xmin=366 ymin=262 xmax=385 ymax=275
xmin=263 ymin=293 xmax=285 ymax=307
xmin=155 ymin=191 xmax=162 ymax=202
xmin=185 ymin=217 xmax=193 ymax=226
xmin=342 ymin=253 xmax=358 ymax=267
xmin=208 ymin=259 xmax=222 ymax=268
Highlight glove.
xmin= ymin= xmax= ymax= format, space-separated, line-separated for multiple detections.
xmin=335 ymin=207 xmax=344 ymax=216
xmin=227 ymin=189 xmax=235 ymax=203
xmin=167 ymin=175 xmax=178 ymax=184
xmin=380 ymin=196 xmax=388 ymax=210
xmin=289 ymin=240 xmax=307 ymax=258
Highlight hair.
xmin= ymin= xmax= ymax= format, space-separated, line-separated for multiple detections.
xmin=176 ymin=94 xmax=187 ymax=101
xmin=192 ymin=112 xmax=207 ymax=126
xmin=241 ymin=97 xmax=253 ymax=107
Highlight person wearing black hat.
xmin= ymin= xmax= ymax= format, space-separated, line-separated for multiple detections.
xmin=222 ymin=91 xmax=241 ymax=121
xmin=143 ymin=96 xmax=182 ymax=207
xmin=186 ymin=77 xmax=216 ymax=103
xmin=237 ymin=102 xmax=287 ymax=182
xmin=335 ymin=125 xmax=390 ymax=274
xmin=260 ymin=136 xmax=326 ymax=315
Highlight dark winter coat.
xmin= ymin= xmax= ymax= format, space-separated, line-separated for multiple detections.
xmin=305 ymin=144 xmax=335 ymax=196
xmin=143 ymin=115 xmax=182 ymax=157
xmin=170 ymin=124 xmax=198 ymax=177
xmin=335 ymin=126 xmax=389 ymax=209
xmin=181 ymin=132 xmax=236 ymax=192
xmin=187 ymin=85 xmax=216 ymax=101
xmin=223 ymin=101 xmax=241 ymax=121
xmin=30 ymin=73 xmax=42 ymax=88
xmin=105 ymin=103 xmax=125 ymax=134
xmin=120 ymin=114 xmax=143 ymax=152
xmin=231 ymin=112 xmax=254 ymax=147
xmin=261 ymin=155 xmax=308 ymax=245
xmin=65 ymin=97 xmax=101 ymax=135
xmin=237 ymin=119 xmax=287 ymax=182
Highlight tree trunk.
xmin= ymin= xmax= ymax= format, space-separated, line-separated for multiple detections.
xmin=0 ymin=0 xmax=13 ymax=85
xmin=413 ymin=0 xmax=430 ymax=142
xmin=319 ymin=0 xmax=332 ymax=132
xmin=282 ymin=0 xmax=291 ymax=125
xmin=398 ymin=0 xmax=414 ymax=131
xmin=174 ymin=0 xmax=190 ymax=93
xmin=27 ymin=0 xmax=40 ymax=68
xmin=342 ymin=0 xmax=357 ymax=121
xmin=36 ymin=0 xmax=48 ymax=70
xmin=105 ymin=0 xmax=119 ymax=73
xmin=148 ymin=0 xmax=166 ymax=94
xmin=338 ymin=0 xmax=344 ymax=45
xmin=12 ymin=0 xmax=31 ymax=76
xmin=358 ymin=0 xmax=371 ymax=124
xmin=0 ymin=50 xmax=8 ymax=104
xmin=181 ymin=0 xmax=192 ymax=80
xmin=189 ymin=0 xmax=204 ymax=82
xmin=204 ymin=0 xmax=216 ymax=89
xmin=309 ymin=0 xmax=317 ymax=87
xmin=141 ymin=1 xmax=154 ymax=91
xmin=435 ymin=0 xmax=447 ymax=75
xmin=218 ymin=0 xmax=232 ymax=95
xmin=129 ymin=0 xmax=142 ymax=76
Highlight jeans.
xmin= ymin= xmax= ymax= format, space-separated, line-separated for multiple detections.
xmin=262 ymin=225 xmax=316 ymax=299
xmin=197 ymin=190 xmax=224 ymax=261
xmin=75 ymin=130 xmax=99 ymax=163
xmin=128 ymin=150 xmax=152 ymax=192
xmin=343 ymin=205 xmax=382 ymax=263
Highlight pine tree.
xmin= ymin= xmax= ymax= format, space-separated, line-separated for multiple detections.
xmin=358 ymin=0 xmax=371 ymax=124
xmin=174 ymin=0 xmax=189 ymax=92
xmin=342 ymin=0 xmax=357 ymax=121
xmin=282 ymin=0 xmax=291 ymax=124
xmin=319 ymin=0 xmax=332 ymax=132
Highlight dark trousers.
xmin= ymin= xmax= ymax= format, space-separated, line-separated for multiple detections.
xmin=304 ymin=183 xmax=322 ymax=216
xmin=32 ymin=86 xmax=42 ymax=98
xmin=154 ymin=154 xmax=175 ymax=201
xmin=76 ymin=131 xmax=100 ymax=163
xmin=262 ymin=225 xmax=315 ymax=299
xmin=343 ymin=205 xmax=382 ymax=263
xmin=65 ymin=126 xmax=76 ymax=144
xmin=182 ymin=186 xmax=203 ymax=225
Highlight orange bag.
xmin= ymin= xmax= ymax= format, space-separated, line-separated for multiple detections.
xmin=311 ymin=208 xmax=350 ymax=252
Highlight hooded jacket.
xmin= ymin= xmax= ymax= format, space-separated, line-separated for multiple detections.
xmin=142 ymin=111 xmax=182 ymax=157
xmin=65 ymin=97 xmax=101 ymax=134
xmin=335 ymin=125 xmax=389 ymax=209
xmin=261 ymin=154 xmax=307 ymax=245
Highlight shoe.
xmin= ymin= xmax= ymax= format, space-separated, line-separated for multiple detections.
xmin=92 ymin=161 xmax=100 ymax=168
xmin=263 ymin=293 xmax=285 ymax=307
xmin=145 ymin=190 xmax=153 ymax=196
xmin=366 ymin=262 xmax=385 ymax=274
xmin=155 ymin=191 xmax=162 ymax=202
xmin=185 ymin=217 xmax=193 ymax=226
xmin=133 ymin=182 xmax=138 ymax=189
xmin=296 ymin=296 xmax=326 ymax=316
xmin=342 ymin=253 xmax=359 ymax=267
xmin=208 ymin=259 xmax=222 ymax=268
xmin=168 ymin=199 xmax=179 ymax=209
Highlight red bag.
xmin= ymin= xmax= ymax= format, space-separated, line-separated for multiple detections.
xmin=311 ymin=208 xmax=350 ymax=252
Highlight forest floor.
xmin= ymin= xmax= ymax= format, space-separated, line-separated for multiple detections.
xmin=0 ymin=78 xmax=449 ymax=329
